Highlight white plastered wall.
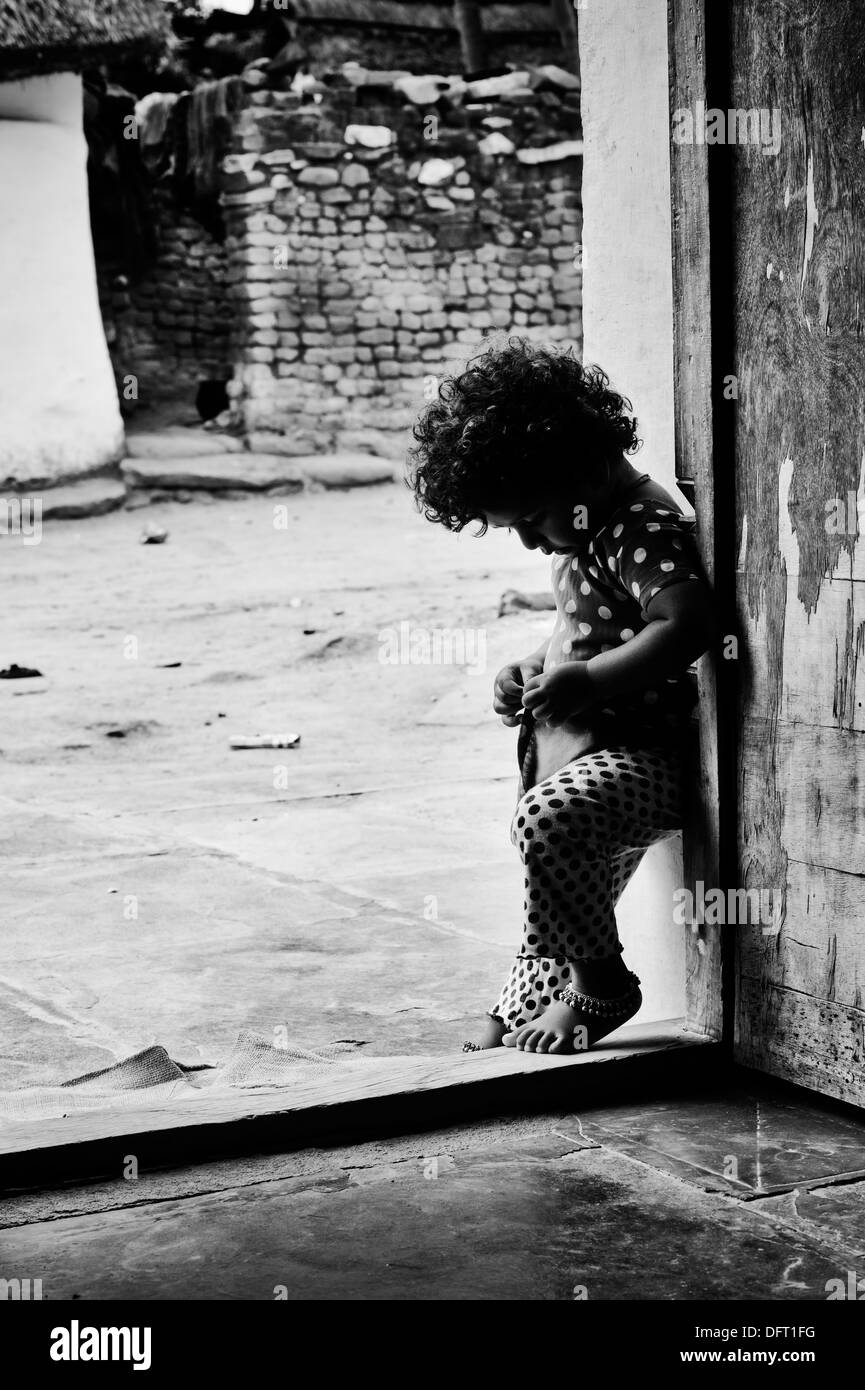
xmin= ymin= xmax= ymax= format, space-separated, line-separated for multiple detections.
xmin=0 ymin=72 xmax=124 ymax=487
xmin=580 ymin=0 xmax=687 ymax=1021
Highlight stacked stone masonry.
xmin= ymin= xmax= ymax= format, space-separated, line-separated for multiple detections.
xmin=222 ymin=72 xmax=583 ymax=460
xmin=93 ymin=66 xmax=582 ymax=459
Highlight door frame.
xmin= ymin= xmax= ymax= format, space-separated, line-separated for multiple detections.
xmin=667 ymin=0 xmax=736 ymax=1045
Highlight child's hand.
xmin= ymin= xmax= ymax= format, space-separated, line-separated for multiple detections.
xmin=522 ymin=664 xmax=594 ymax=727
xmin=493 ymin=656 xmax=545 ymax=726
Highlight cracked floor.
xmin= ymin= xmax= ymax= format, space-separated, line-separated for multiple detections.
xmin=2 ymin=1078 xmax=865 ymax=1299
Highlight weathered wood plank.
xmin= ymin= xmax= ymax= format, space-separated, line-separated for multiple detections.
xmin=0 ymin=1022 xmax=717 ymax=1191
xmin=732 ymin=0 xmax=865 ymax=626
xmin=740 ymin=722 xmax=865 ymax=876
xmin=738 ymin=860 xmax=865 ymax=1010
xmin=736 ymin=977 xmax=865 ymax=1109
xmin=731 ymin=0 xmax=865 ymax=1106
xmin=667 ymin=0 xmax=725 ymax=1040
xmin=777 ymin=578 xmax=865 ymax=733
xmin=736 ymin=572 xmax=865 ymax=733
xmin=741 ymin=459 xmax=865 ymax=587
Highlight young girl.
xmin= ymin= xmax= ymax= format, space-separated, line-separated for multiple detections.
xmin=409 ymin=338 xmax=716 ymax=1055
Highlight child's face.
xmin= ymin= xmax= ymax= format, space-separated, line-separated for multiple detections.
xmin=486 ymin=477 xmax=613 ymax=556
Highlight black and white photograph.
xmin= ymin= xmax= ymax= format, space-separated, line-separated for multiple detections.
xmin=0 ymin=0 xmax=863 ymax=1348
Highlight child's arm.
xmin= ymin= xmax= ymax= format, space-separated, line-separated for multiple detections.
xmin=586 ymin=580 xmax=716 ymax=700
xmin=522 ymin=581 xmax=714 ymax=725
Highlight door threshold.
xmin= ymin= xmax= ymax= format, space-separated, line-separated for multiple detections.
xmin=0 ymin=1019 xmax=721 ymax=1192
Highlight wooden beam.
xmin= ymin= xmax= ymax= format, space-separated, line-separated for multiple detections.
xmin=549 ymin=0 xmax=579 ymax=75
xmin=667 ymin=0 xmax=728 ymax=1043
xmin=454 ymin=0 xmax=488 ymax=71
xmin=0 ymin=1021 xmax=719 ymax=1192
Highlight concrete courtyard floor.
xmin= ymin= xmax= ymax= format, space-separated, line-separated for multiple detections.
xmin=1 ymin=480 xmax=563 ymax=1089
xmin=4 ymin=1077 xmax=865 ymax=1300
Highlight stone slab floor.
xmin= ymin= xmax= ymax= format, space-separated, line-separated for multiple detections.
xmin=1 ymin=482 xmax=564 ymax=1088
xmin=3 ymin=1078 xmax=865 ymax=1300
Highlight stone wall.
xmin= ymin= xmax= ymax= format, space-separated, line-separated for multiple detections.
xmin=221 ymin=68 xmax=583 ymax=460
xmin=97 ymin=188 xmax=234 ymax=418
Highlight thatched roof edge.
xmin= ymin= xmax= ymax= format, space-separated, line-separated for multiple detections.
xmin=0 ymin=0 xmax=170 ymax=78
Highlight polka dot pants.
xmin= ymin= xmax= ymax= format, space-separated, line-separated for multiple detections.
xmin=489 ymin=744 xmax=683 ymax=1030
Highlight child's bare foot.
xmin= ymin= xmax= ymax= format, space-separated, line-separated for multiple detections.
xmin=502 ymin=970 xmax=641 ymax=1054
xmin=461 ymin=1014 xmax=507 ymax=1052
xmin=502 ymin=999 xmax=586 ymax=1053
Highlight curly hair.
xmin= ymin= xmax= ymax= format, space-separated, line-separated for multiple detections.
xmin=407 ymin=338 xmax=641 ymax=532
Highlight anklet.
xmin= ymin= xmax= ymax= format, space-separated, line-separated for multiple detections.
xmin=555 ymin=972 xmax=641 ymax=1018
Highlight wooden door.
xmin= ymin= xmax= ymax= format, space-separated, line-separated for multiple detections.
xmin=669 ymin=0 xmax=865 ymax=1105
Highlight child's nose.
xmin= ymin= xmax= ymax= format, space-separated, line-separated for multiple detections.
xmin=515 ymin=523 xmax=541 ymax=549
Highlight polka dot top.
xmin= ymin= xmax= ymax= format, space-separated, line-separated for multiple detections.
xmin=544 ymin=477 xmax=702 ymax=742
